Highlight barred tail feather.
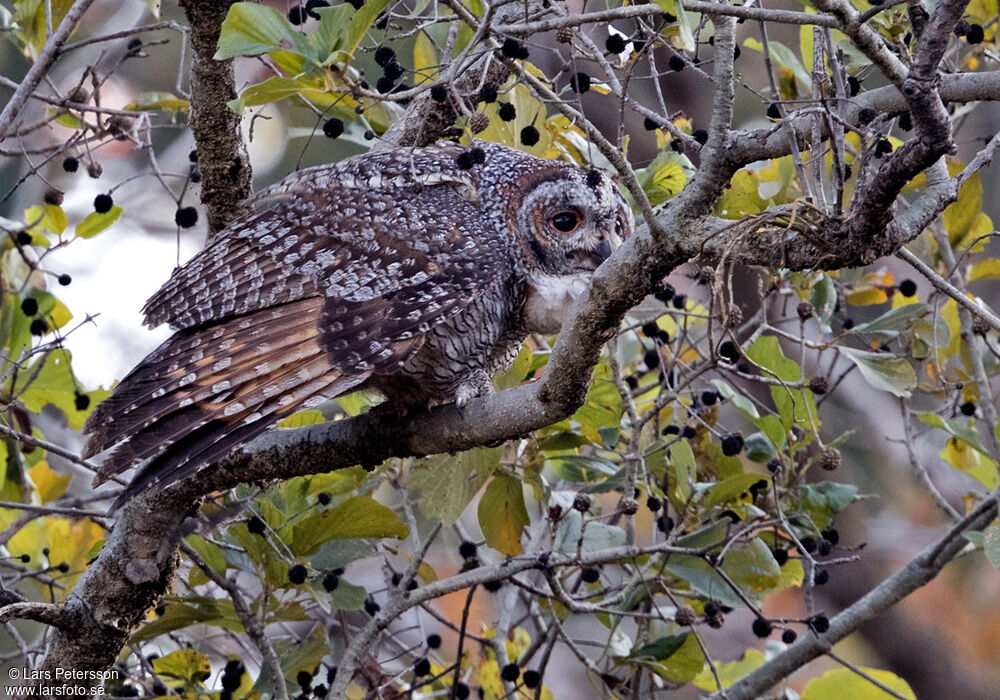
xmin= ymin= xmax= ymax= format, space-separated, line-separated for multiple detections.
xmin=84 ymin=297 xmax=370 ymax=499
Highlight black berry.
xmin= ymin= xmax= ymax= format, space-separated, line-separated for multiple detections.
xmin=821 ymin=528 xmax=840 ymax=545
xmin=960 ymin=401 xmax=976 ymax=416
xmin=857 ymin=108 xmax=876 ymax=125
xmin=646 ymin=496 xmax=662 ymax=512
xmin=74 ymin=393 xmax=90 ymax=411
xmin=605 ymin=34 xmax=627 ymax=54
xmin=483 ymin=578 xmax=502 ymax=592
xmin=430 ymin=84 xmax=447 ymax=102
xmin=681 ymin=425 xmax=696 ymax=439
xmin=94 ymin=194 xmax=113 ymax=213
xmin=413 ymin=657 xmax=430 ymax=676
xmin=781 ymin=629 xmax=797 ymax=644
xmin=453 ymin=682 xmax=470 ymax=699
xmin=767 ymin=103 xmax=781 ymax=119
xmin=374 ymin=46 xmax=396 ymax=66
xmin=898 ymin=278 xmax=917 ymax=297
xmin=29 ymin=319 xmax=48 ymax=336
xmin=799 ymin=537 xmax=817 ymax=553
xmin=847 ymin=75 xmax=861 ymax=96
xmin=16 ymin=231 xmax=32 ymax=246
xmin=815 ymin=568 xmax=830 ymax=585
xmin=364 ymin=596 xmax=380 ymax=615
xmin=701 ymin=390 xmax=718 ymax=406
xmin=322 ymin=572 xmax=339 ymax=591
xmin=692 ymin=129 xmax=708 ymax=145
xmin=478 ymin=85 xmax=498 ymax=104
xmin=580 ymin=567 xmax=600 ymax=583
xmin=718 ymin=340 xmax=739 ymax=363
xmin=520 ymin=125 xmax=540 ymax=146
xmin=500 ymin=38 xmax=528 ymax=59
xmin=62 ymin=156 xmax=79 ymax=172
xmin=288 ymin=6 xmax=305 ymax=24
xmin=522 ymin=670 xmax=541 ymax=688
xmin=20 ymin=298 xmax=38 ymax=316
xmin=810 ymin=613 xmax=830 ymax=634
xmin=174 ymin=206 xmax=198 ymax=229
xmin=376 ymin=76 xmax=395 ymax=93
xmin=58 ymin=273 xmax=72 ymax=286
xmin=654 ymin=283 xmax=675 ymax=302
xmin=455 ymin=151 xmax=476 ymax=170
xmin=773 ymin=549 xmax=789 ymax=566
xmin=246 ymin=516 xmax=266 ymax=535
xmin=288 ymin=564 xmax=308 ymax=584
xmin=656 ymin=514 xmax=674 ymax=532
xmin=752 ymin=618 xmax=772 ymax=638
xmin=643 ymin=116 xmax=658 ymax=131
xmin=459 ymin=540 xmax=477 ymax=559
xmin=426 ymin=633 xmax=441 ymax=649
xmin=570 ymin=72 xmax=591 ymax=93
xmin=497 ymin=102 xmax=516 ymax=121
xmin=668 ymin=55 xmax=685 ymax=71
xmin=500 ymin=663 xmax=520 ymax=682
xmin=644 ymin=349 xmax=660 ymax=368
xmin=898 ymin=111 xmax=912 ymax=132
xmin=967 ymin=24 xmax=985 ymax=44
xmin=322 ymin=118 xmax=344 ymax=139
xmin=874 ymin=138 xmax=893 ymax=157
xmin=721 ymin=433 xmax=744 ymax=456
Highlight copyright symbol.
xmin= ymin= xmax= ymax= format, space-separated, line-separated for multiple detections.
xmin=9 ymin=667 xmax=18 ymax=679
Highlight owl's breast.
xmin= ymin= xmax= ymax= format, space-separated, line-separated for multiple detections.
xmin=523 ymin=272 xmax=592 ymax=334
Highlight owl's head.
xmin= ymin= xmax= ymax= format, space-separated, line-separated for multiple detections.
xmin=504 ymin=162 xmax=634 ymax=280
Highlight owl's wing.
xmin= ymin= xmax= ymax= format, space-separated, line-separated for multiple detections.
xmin=83 ymin=180 xmax=511 ymax=503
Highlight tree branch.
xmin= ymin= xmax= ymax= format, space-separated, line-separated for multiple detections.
xmin=177 ymin=0 xmax=253 ymax=234
xmin=715 ymin=492 xmax=999 ymax=699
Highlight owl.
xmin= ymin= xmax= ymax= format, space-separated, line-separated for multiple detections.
xmin=83 ymin=142 xmax=633 ymax=503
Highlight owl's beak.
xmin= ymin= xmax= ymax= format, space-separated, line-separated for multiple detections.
xmin=573 ymin=239 xmax=615 ymax=271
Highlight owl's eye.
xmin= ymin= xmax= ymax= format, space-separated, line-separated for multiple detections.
xmin=549 ymin=211 xmax=581 ymax=233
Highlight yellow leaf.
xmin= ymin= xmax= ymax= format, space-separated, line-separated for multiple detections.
xmin=692 ymin=649 xmax=766 ymax=691
xmin=802 ymin=667 xmax=916 ymax=700
xmin=277 ymin=409 xmax=326 ymax=428
xmin=413 ymin=32 xmax=438 ymax=83
xmin=846 ymin=288 xmax=888 ymax=306
xmin=969 ymin=258 xmax=1000 ymax=282
xmin=28 ymin=461 xmax=71 ymax=503
xmin=941 ymin=438 xmax=999 ymax=489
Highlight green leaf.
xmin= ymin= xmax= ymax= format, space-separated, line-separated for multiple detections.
xmin=797 ymin=481 xmax=859 ymax=529
xmin=669 ymin=439 xmax=697 ymax=506
xmin=411 ymin=447 xmax=500 ymax=525
xmin=291 ymin=495 xmax=408 ymax=556
xmin=347 ymin=0 xmax=391 ymax=56
xmin=638 ymin=151 xmax=691 ymax=206
xmin=703 ymin=473 xmax=763 ymax=508
xmin=628 ymin=634 xmax=687 ymax=663
xmin=24 ymin=204 xmax=66 ymax=236
xmin=801 ymin=667 xmax=915 ymax=700
xmin=840 ymin=347 xmax=916 ymax=398
xmin=723 ymin=538 xmax=781 ymax=592
xmin=215 ymin=2 xmax=316 ymax=62
xmin=152 ymin=649 xmax=211 ymax=684
xmin=847 ymin=303 xmax=930 ymax=339
xmin=326 ymin=578 xmax=367 ymax=611
xmin=309 ymin=4 xmax=353 ymax=64
xmin=622 ymin=632 xmax=705 ymax=683
xmin=75 ymin=205 xmax=121 ymax=238
xmin=692 ymin=649 xmax=765 ymax=692
xmin=478 ymin=474 xmax=529 ymax=556
xmin=983 ymin=522 xmax=1000 ymax=572
xmin=743 ymin=37 xmax=811 ymax=87
xmin=16 ymin=348 xmax=108 ymax=431
xmin=916 ymin=412 xmax=990 ymax=456
xmin=744 ymin=432 xmax=776 ymax=462
xmin=185 ymin=534 xmax=227 ymax=575
xmin=123 ymin=92 xmax=189 ymax=114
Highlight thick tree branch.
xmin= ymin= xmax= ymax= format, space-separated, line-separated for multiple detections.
xmin=177 ymin=0 xmax=253 ymax=234
xmin=714 ymin=492 xmax=999 ymax=699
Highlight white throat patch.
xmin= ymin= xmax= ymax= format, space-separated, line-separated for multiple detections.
xmin=524 ymin=272 xmax=592 ymax=334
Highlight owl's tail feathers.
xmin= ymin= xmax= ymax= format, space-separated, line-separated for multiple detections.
xmin=83 ymin=297 xmax=370 ymax=505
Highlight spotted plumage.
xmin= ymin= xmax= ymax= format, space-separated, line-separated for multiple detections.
xmin=83 ymin=142 xmax=633 ymax=504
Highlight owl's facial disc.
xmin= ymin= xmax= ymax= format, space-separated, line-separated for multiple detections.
xmin=517 ymin=168 xmax=633 ymax=279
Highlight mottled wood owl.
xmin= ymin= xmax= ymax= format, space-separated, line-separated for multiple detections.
xmin=83 ymin=142 xmax=633 ymax=502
